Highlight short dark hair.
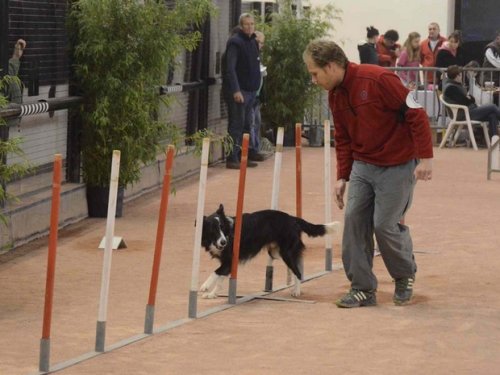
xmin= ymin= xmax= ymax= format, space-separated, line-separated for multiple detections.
xmin=446 ymin=65 xmax=463 ymax=80
xmin=384 ymin=29 xmax=399 ymax=42
xmin=366 ymin=26 xmax=379 ymax=39
xmin=448 ymin=30 xmax=462 ymax=44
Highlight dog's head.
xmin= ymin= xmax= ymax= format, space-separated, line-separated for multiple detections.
xmin=201 ymin=204 xmax=234 ymax=258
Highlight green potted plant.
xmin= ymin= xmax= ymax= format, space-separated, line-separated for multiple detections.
xmin=69 ymin=0 xmax=213 ymax=217
xmin=260 ymin=0 xmax=340 ymax=145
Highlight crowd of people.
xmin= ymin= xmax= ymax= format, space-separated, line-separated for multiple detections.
xmin=358 ymin=23 xmax=500 ymax=142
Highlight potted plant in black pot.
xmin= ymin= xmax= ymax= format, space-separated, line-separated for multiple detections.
xmin=69 ymin=0 xmax=213 ymax=217
xmin=260 ymin=0 xmax=340 ymax=146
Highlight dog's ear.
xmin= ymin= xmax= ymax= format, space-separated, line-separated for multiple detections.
xmin=217 ymin=204 xmax=224 ymax=215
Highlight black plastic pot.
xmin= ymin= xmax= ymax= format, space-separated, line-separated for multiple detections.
xmin=86 ymin=186 xmax=124 ymax=218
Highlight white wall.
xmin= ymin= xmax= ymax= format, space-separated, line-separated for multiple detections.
xmin=310 ymin=0 xmax=455 ymax=63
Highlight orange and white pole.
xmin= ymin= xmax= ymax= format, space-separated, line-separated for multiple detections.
xmin=145 ymin=145 xmax=175 ymax=334
xmin=188 ymin=138 xmax=210 ymax=318
xmin=39 ymin=154 xmax=62 ymax=373
xmin=228 ymin=134 xmax=250 ymax=304
xmin=95 ymin=150 xmax=121 ymax=352
xmin=288 ymin=123 xmax=303 ymax=284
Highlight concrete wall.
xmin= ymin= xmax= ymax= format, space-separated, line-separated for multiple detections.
xmin=310 ymin=0 xmax=455 ymax=63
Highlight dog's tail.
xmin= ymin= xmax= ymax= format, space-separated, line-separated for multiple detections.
xmin=296 ymin=218 xmax=342 ymax=237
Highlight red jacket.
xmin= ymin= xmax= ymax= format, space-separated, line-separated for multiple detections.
xmin=420 ymin=36 xmax=446 ymax=83
xmin=329 ymin=63 xmax=434 ymax=180
xmin=376 ymin=36 xmax=400 ymax=67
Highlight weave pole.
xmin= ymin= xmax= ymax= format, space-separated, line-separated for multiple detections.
xmin=95 ymin=150 xmax=121 ymax=352
xmin=264 ymin=127 xmax=284 ymax=292
xmin=287 ymin=123 xmax=303 ymax=284
xmin=144 ymin=145 xmax=175 ymax=334
xmin=324 ymin=120 xmax=333 ymax=271
xmin=188 ymin=138 xmax=211 ymax=319
xmin=39 ymin=154 xmax=62 ymax=373
xmin=295 ymin=123 xmax=302 ymax=218
xmin=228 ymin=134 xmax=250 ymax=304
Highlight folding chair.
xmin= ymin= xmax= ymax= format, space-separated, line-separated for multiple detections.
xmin=439 ymin=95 xmax=490 ymax=151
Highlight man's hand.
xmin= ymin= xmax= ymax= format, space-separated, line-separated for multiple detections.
xmin=414 ymin=158 xmax=432 ymax=181
xmin=334 ymin=179 xmax=346 ymax=210
xmin=233 ymin=91 xmax=244 ymax=103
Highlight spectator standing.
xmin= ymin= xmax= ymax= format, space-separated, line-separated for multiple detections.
xmin=303 ymin=39 xmax=433 ymax=308
xmin=482 ymin=30 xmax=500 ymax=87
xmin=358 ymin=26 xmax=379 ymax=65
xmin=435 ymin=30 xmax=466 ymax=90
xmin=420 ymin=22 xmax=446 ymax=85
xmin=376 ymin=29 xmax=401 ymax=67
xmin=249 ymin=30 xmax=268 ymax=157
xmin=2 ymin=39 xmax=27 ymax=131
xmin=397 ymin=32 xmax=421 ymax=88
xmin=223 ymin=13 xmax=263 ymax=169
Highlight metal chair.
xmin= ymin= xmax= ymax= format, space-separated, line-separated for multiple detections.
xmin=439 ymin=95 xmax=490 ymax=151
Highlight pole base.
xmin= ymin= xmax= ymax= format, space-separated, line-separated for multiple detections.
xmin=144 ymin=304 xmax=155 ymax=334
xmin=95 ymin=320 xmax=106 ymax=352
xmin=264 ymin=265 xmax=274 ymax=292
xmin=39 ymin=338 xmax=51 ymax=373
xmin=228 ymin=278 xmax=237 ymax=304
xmin=325 ymin=248 xmax=332 ymax=271
xmin=188 ymin=290 xmax=198 ymax=318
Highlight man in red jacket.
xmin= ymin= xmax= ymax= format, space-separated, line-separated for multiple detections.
xmin=303 ymin=38 xmax=433 ymax=308
xmin=420 ymin=22 xmax=447 ymax=84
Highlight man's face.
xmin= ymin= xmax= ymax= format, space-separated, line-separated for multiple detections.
xmin=428 ymin=24 xmax=440 ymax=39
xmin=383 ymin=38 xmax=396 ymax=48
xmin=305 ymin=57 xmax=342 ymax=91
xmin=240 ymin=17 xmax=255 ymax=36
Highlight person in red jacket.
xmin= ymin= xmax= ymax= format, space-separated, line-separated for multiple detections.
xmin=420 ymin=22 xmax=447 ymax=85
xmin=303 ymin=38 xmax=433 ymax=308
xmin=376 ymin=29 xmax=401 ymax=67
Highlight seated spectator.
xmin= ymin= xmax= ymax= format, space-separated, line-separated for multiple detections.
xmin=358 ymin=26 xmax=379 ymax=65
xmin=397 ymin=32 xmax=421 ymax=88
xmin=376 ymin=29 xmax=401 ymax=67
xmin=443 ymin=65 xmax=500 ymax=140
xmin=435 ymin=30 xmax=465 ymax=90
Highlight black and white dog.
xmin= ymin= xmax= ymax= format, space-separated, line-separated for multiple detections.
xmin=200 ymin=204 xmax=341 ymax=298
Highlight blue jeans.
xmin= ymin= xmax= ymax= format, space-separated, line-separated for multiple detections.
xmin=469 ymin=104 xmax=500 ymax=138
xmin=224 ymin=89 xmax=257 ymax=162
xmin=250 ymin=99 xmax=262 ymax=153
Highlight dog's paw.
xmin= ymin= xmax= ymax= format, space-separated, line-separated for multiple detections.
xmin=291 ymin=284 xmax=301 ymax=297
xmin=199 ymin=284 xmax=209 ymax=292
xmin=202 ymin=292 xmax=218 ymax=299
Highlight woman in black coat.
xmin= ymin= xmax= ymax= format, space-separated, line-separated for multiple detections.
xmin=436 ymin=30 xmax=466 ymax=89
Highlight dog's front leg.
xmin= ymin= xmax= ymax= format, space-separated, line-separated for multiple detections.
xmin=202 ymin=275 xmax=226 ymax=299
xmin=291 ymin=276 xmax=301 ymax=297
xmin=200 ymin=272 xmax=218 ymax=292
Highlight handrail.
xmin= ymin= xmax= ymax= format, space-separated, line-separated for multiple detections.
xmin=0 ymin=96 xmax=83 ymax=120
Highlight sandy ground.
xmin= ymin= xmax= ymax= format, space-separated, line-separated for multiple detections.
xmin=1 ymin=145 xmax=500 ymax=375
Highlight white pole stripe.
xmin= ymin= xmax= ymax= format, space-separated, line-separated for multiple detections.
xmin=97 ymin=150 xmax=121 ymax=322
xmin=190 ymin=138 xmax=210 ymax=291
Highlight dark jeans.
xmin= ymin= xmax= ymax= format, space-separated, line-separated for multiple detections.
xmin=469 ymin=104 xmax=500 ymax=139
xmin=224 ymin=89 xmax=257 ymax=162
xmin=250 ymin=99 xmax=262 ymax=152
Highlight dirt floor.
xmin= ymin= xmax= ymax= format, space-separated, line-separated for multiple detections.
xmin=1 ymin=145 xmax=500 ymax=375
